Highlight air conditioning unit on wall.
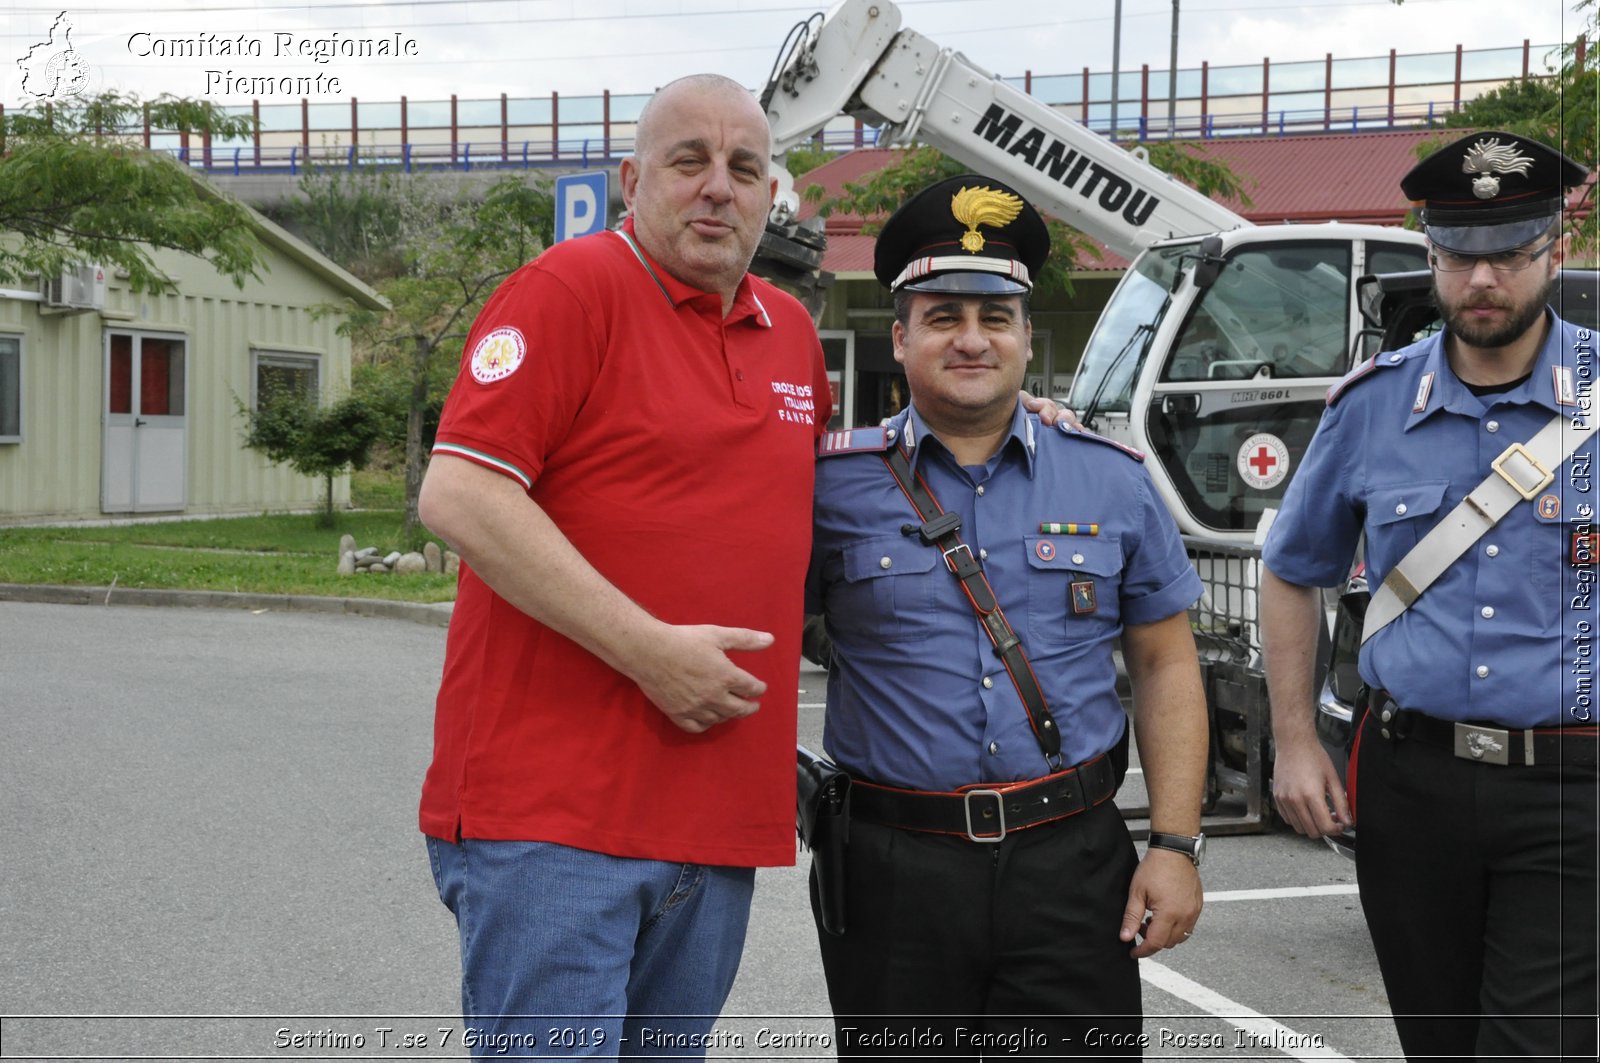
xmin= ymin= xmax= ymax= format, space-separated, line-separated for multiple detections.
xmin=41 ymin=264 xmax=107 ymax=311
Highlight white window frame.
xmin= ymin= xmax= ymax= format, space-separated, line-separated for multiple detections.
xmin=818 ymin=328 xmax=856 ymax=430
xmin=250 ymin=349 xmax=323 ymax=410
xmin=1021 ymin=327 xmax=1057 ymax=399
xmin=0 ymin=332 xmax=22 ymax=444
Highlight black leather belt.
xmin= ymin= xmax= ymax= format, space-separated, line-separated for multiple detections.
xmin=849 ymin=754 xmax=1118 ymax=843
xmin=1374 ymin=695 xmax=1599 ymax=767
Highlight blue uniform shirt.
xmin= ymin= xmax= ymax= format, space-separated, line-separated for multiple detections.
xmin=1264 ymin=312 xmax=1599 ymax=728
xmin=807 ymin=403 xmax=1203 ymax=791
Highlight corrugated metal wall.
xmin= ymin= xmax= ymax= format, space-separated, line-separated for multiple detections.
xmin=0 ymin=241 xmax=358 ymax=523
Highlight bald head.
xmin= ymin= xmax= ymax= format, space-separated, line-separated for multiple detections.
xmin=620 ymin=71 xmax=777 ymax=311
xmin=634 ymin=74 xmax=771 ymax=161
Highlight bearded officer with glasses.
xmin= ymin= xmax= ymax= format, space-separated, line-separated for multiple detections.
xmin=1262 ymin=130 xmax=1598 ymax=1060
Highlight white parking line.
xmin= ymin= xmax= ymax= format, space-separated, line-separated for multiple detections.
xmin=798 ymin=702 xmax=827 ymax=709
xmin=1140 ymin=960 xmax=1355 ymax=1061
xmin=1205 ymin=884 xmax=1360 ymax=902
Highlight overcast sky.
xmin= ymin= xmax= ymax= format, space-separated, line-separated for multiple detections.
xmin=2 ymin=0 xmax=1583 ymax=110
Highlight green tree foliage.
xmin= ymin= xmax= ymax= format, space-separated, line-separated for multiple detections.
xmin=1424 ymin=0 xmax=1597 ymax=255
xmin=0 ymin=92 xmax=264 ymax=292
xmin=332 ymin=175 xmax=555 ymax=542
xmin=1143 ymin=141 xmax=1255 ymax=205
xmin=263 ymin=168 xmax=433 ymax=459
xmin=270 ymin=167 xmax=415 ymax=283
xmin=1442 ymin=77 xmax=1564 ymax=129
xmin=801 ymin=143 xmax=1251 ymax=297
xmin=783 ymin=141 xmax=837 ymax=177
xmin=240 ymin=392 xmax=383 ymax=526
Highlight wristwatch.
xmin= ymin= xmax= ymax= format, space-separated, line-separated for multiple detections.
xmin=1147 ymin=831 xmax=1206 ymax=867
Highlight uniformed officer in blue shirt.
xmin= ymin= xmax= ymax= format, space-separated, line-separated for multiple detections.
xmin=1262 ymin=131 xmax=1598 ymax=1059
xmin=806 ymin=174 xmax=1210 ymax=1057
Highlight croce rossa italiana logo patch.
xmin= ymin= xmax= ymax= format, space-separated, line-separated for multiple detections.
xmin=470 ymin=327 xmax=526 ymax=384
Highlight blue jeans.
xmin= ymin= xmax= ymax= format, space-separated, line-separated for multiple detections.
xmin=427 ymin=836 xmax=756 ymax=1062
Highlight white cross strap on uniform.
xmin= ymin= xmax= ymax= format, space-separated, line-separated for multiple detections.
xmin=1363 ymin=410 xmax=1599 ymax=644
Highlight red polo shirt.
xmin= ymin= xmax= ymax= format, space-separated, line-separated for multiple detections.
xmin=421 ymin=219 xmax=829 ymax=867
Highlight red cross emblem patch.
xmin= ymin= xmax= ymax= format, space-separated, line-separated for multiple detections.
xmin=1236 ymin=433 xmax=1290 ymax=490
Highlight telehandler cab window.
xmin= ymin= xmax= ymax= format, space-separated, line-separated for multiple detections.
xmin=1146 ymin=241 xmax=1355 ymax=533
xmin=1066 ymin=245 xmax=1183 ymax=415
xmin=1161 ymin=243 xmax=1352 ymax=382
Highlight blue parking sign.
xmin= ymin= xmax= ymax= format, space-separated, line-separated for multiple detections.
xmin=555 ymin=172 xmax=609 ymax=243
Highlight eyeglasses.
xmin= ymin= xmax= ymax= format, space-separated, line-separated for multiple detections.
xmin=1430 ymin=238 xmax=1557 ymax=273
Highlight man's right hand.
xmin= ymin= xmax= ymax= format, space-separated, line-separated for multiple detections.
xmin=1271 ymin=734 xmax=1351 ymax=838
xmin=627 ymin=624 xmax=774 ymax=734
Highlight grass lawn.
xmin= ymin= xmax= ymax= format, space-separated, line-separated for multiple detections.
xmin=351 ymin=467 xmax=407 ymax=510
xmin=0 ymin=506 xmax=457 ymax=603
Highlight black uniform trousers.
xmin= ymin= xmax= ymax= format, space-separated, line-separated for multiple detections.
xmin=1353 ymin=711 xmax=1599 ymax=1061
xmin=810 ymin=799 xmax=1143 ymax=1061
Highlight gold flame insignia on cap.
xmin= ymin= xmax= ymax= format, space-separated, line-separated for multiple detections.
xmin=1462 ymin=137 xmax=1534 ymax=200
xmin=950 ymin=186 xmax=1024 ymax=253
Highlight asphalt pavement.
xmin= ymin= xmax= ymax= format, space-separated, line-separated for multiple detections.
xmin=0 ymin=599 xmax=1402 ymax=1060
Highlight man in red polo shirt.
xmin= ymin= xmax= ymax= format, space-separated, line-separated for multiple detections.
xmin=417 ymin=73 xmax=830 ymax=1059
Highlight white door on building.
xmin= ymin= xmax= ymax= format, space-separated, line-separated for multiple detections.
xmin=103 ymin=331 xmax=187 ymax=513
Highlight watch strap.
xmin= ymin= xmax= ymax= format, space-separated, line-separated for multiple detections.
xmin=1148 ymin=831 xmax=1203 ymax=864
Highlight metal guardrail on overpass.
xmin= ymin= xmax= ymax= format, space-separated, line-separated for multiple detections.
xmin=46 ymin=35 xmax=1557 ymax=176
xmin=191 ymin=136 xmax=647 ymax=176
xmin=176 ymin=96 xmax=1511 ymax=177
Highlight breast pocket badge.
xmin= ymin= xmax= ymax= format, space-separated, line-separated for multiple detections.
xmin=1071 ymin=580 xmax=1098 ymax=615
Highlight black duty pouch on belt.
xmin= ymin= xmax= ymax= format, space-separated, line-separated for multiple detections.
xmin=797 ymin=745 xmax=850 ymax=936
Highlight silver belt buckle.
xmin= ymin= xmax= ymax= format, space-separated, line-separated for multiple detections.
xmin=963 ymin=789 xmax=1006 ymax=843
xmin=1454 ymin=723 xmax=1510 ymax=765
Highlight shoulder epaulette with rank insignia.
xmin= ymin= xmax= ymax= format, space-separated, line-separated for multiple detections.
xmin=818 ymin=426 xmax=892 ymax=457
xmin=1326 ymin=348 xmax=1416 ymax=407
xmin=1056 ymin=422 xmax=1145 ymax=461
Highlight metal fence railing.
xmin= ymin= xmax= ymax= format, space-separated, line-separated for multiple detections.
xmin=1182 ymin=536 xmax=1274 ymax=833
xmin=156 ymin=92 xmax=1528 ymax=177
xmin=1185 ymin=536 xmax=1266 ymax=665
xmin=6 ymin=37 xmax=1561 ymax=176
